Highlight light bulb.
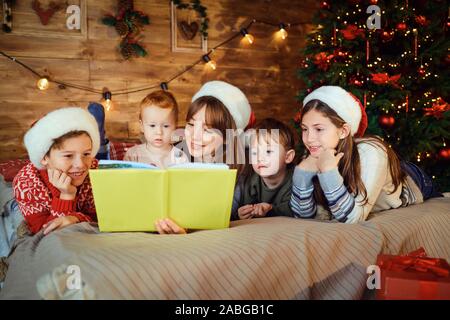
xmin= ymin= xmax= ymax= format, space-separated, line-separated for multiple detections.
xmin=207 ymin=60 xmax=217 ymax=70
xmin=37 ymin=77 xmax=49 ymax=90
xmin=245 ymin=34 xmax=254 ymax=44
xmin=202 ymin=54 xmax=217 ymax=70
xmin=240 ymin=28 xmax=254 ymax=44
xmin=102 ymin=91 xmax=113 ymax=111
xmin=279 ymin=28 xmax=288 ymax=40
xmin=278 ymin=23 xmax=288 ymax=40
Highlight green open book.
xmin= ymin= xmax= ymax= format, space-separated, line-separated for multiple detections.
xmin=89 ymin=160 xmax=237 ymax=232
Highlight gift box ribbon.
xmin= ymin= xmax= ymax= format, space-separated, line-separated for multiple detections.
xmin=380 ymin=247 xmax=450 ymax=278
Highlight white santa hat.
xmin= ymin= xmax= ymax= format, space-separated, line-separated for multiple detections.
xmin=303 ymin=86 xmax=368 ymax=137
xmin=24 ymin=107 xmax=100 ymax=169
xmin=192 ymin=81 xmax=253 ymax=130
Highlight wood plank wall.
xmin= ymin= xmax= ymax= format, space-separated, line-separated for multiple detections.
xmin=0 ymin=0 xmax=317 ymax=160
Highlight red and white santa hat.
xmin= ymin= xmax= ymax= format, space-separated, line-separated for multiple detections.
xmin=24 ymin=107 xmax=100 ymax=169
xmin=303 ymin=86 xmax=368 ymax=137
xmin=192 ymin=81 xmax=255 ymax=130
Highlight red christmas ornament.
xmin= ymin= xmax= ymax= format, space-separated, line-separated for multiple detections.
xmin=320 ymin=1 xmax=330 ymax=9
xmin=294 ymin=111 xmax=302 ymax=124
xmin=380 ymin=30 xmax=394 ymax=42
xmin=349 ymin=74 xmax=364 ymax=87
xmin=333 ymin=48 xmax=348 ymax=61
xmin=396 ymin=22 xmax=407 ymax=32
xmin=418 ymin=66 xmax=426 ymax=77
xmin=378 ymin=114 xmax=395 ymax=128
xmin=439 ymin=147 xmax=450 ymax=160
xmin=369 ymin=0 xmax=378 ymax=4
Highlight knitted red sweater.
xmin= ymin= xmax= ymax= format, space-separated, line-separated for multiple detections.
xmin=13 ymin=160 xmax=98 ymax=234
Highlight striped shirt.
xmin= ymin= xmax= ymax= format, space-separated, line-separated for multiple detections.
xmin=290 ymin=142 xmax=422 ymax=223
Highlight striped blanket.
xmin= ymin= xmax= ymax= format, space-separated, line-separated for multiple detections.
xmin=1 ymin=197 xmax=449 ymax=299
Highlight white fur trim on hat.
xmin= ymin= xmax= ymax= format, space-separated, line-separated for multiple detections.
xmin=24 ymin=107 xmax=100 ymax=169
xmin=303 ymin=86 xmax=362 ymax=136
xmin=192 ymin=81 xmax=251 ymax=130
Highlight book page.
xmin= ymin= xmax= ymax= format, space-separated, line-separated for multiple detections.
xmin=168 ymin=162 xmax=229 ymax=170
xmin=98 ymin=160 xmax=158 ymax=169
xmin=90 ymin=169 xmax=167 ymax=232
xmin=167 ymin=169 xmax=237 ymax=230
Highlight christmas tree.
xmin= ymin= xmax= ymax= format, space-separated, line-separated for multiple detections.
xmin=295 ymin=0 xmax=450 ymax=191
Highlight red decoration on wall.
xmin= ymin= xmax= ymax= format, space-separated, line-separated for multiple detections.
xmin=31 ymin=0 xmax=63 ymax=25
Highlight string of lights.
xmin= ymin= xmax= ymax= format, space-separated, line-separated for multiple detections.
xmin=0 ymin=18 xmax=307 ymax=109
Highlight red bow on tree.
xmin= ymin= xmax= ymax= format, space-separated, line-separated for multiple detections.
xmin=415 ymin=15 xmax=429 ymax=26
xmin=371 ymin=73 xmax=401 ymax=88
xmin=313 ymin=52 xmax=334 ymax=71
xmin=424 ymin=98 xmax=450 ymax=119
xmin=340 ymin=24 xmax=365 ymax=40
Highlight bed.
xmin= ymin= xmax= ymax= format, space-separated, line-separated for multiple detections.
xmin=0 ymin=153 xmax=449 ymax=300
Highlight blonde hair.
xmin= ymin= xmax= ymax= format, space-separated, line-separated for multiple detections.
xmin=140 ymin=90 xmax=179 ymax=122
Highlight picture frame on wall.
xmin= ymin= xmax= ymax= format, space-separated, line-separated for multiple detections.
xmin=170 ymin=1 xmax=207 ymax=53
xmin=0 ymin=0 xmax=87 ymax=39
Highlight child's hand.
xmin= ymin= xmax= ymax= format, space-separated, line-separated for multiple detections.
xmin=47 ymin=168 xmax=77 ymax=200
xmin=43 ymin=216 xmax=79 ymax=235
xmin=317 ymin=149 xmax=344 ymax=173
xmin=252 ymin=203 xmax=272 ymax=217
xmin=297 ymin=155 xmax=319 ymax=173
xmin=238 ymin=204 xmax=255 ymax=220
xmin=155 ymin=218 xmax=187 ymax=234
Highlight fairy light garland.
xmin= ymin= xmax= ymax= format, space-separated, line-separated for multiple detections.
xmin=0 ymin=18 xmax=307 ymax=106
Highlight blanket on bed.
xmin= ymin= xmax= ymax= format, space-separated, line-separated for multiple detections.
xmin=1 ymin=197 xmax=449 ymax=300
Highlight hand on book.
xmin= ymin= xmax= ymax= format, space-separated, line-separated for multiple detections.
xmin=155 ymin=218 xmax=187 ymax=234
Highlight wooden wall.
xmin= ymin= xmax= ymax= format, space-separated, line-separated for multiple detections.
xmin=0 ymin=0 xmax=317 ymax=160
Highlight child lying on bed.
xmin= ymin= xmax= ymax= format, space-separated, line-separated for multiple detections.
xmin=231 ymin=118 xmax=296 ymax=220
xmin=13 ymin=107 xmax=100 ymax=235
xmin=290 ymin=86 xmax=442 ymax=223
xmin=123 ymin=90 xmax=188 ymax=168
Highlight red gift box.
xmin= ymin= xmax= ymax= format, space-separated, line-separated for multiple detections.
xmin=376 ymin=248 xmax=450 ymax=300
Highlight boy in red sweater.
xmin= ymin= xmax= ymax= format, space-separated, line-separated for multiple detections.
xmin=13 ymin=107 xmax=100 ymax=235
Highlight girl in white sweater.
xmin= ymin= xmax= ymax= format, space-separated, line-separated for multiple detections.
xmin=290 ymin=86 xmax=441 ymax=223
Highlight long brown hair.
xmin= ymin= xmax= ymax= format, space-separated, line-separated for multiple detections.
xmin=301 ymin=100 xmax=406 ymax=208
xmin=186 ymin=96 xmax=245 ymax=177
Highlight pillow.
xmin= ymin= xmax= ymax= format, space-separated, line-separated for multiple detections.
xmin=0 ymin=159 xmax=30 ymax=182
xmin=109 ymin=141 xmax=139 ymax=161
